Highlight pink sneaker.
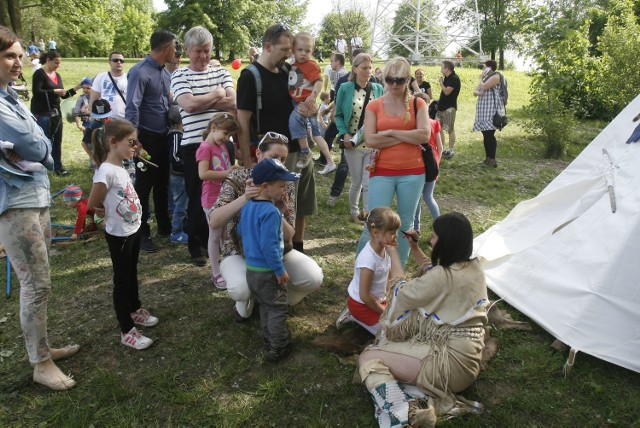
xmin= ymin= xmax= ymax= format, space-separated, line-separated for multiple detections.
xmin=121 ymin=327 xmax=153 ymax=350
xmin=131 ymin=308 xmax=159 ymax=327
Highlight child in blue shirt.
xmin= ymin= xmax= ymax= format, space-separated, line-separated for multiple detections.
xmin=238 ymin=158 xmax=300 ymax=362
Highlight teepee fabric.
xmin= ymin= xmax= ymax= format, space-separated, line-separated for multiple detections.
xmin=474 ymin=95 xmax=640 ymax=373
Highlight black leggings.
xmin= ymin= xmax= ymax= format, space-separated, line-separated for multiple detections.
xmin=482 ymin=130 xmax=497 ymax=159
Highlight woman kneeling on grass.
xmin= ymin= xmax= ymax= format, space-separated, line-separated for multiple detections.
xmin=88 ymin=119 xmax=159 ymax=350
xmin=357 ymin=212 xmax=488 ymax=427
xmin=0 ymin=26 xmax=79 ymax=391
xmin=209 ymin=133 xmax=323 ymax=322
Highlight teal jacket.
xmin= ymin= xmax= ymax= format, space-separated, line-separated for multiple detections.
xmin=335 ymin=81 xmax=384 ymax=137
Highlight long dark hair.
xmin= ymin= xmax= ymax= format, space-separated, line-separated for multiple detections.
xmin=431 ymin=212 xmax=474 ymax=268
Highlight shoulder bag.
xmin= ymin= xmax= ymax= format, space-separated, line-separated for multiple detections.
xmin=414 ymin=97 xmax=439 ymax=182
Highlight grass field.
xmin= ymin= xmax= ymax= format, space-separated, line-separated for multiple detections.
xmin=1 ymin=58 xmax=639 ymax=426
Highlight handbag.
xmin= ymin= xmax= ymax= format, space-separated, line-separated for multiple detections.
xmin=491 ymin=84 xmax=508 ymax=130
xmin=414 ymin=97 xmax=439 ymax=182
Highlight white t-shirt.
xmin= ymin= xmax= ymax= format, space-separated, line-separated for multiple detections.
xmin=323 ymin=64 xmax=332 ymax=86
xmin=93 ymin=163 xmax=141 ymax=237
xmin=92 ymin=71 xmax=128 ymax=119
xmin=347 ymin=242 xmax=391 ymax=304
xmin=171 ymin=65 xmax=235 ymax=146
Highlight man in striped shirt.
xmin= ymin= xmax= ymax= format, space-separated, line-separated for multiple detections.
xmin=171 ymin=26 xmax=236 ymax=266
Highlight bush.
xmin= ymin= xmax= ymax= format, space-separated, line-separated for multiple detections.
xmin=524 ymin=87 xmax=576 ymax=158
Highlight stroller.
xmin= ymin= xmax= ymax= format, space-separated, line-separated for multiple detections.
xmin=10 ymin=73 xmax=30 ymax=101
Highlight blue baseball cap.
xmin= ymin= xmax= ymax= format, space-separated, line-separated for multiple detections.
xmin=81 ymin=77 xmax=93 ymax=86
xmin=251 ymin=158 xmax=300 ymax=185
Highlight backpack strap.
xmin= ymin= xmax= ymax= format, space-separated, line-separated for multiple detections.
xmin=246 ymin=64 xmax=262 ymax=132
xmin=246 ymin=63 xmax=290 ymax=136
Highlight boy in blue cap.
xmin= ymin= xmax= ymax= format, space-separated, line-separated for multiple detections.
xmin=238 ymin=158 xmax=300 ymax=362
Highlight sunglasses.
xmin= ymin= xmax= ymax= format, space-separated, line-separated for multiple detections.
xmin=385 ymin=76 xmax=407 ymax=86
xmin=274 ymin=23 xmax=290 ymax=34
xmin=126 ymin=139 xmax=139 ymax=148
xmin=258 ymin=132 xmax=288 ymax=150
xmin=111 ymin=58 xmax=125 ymax=63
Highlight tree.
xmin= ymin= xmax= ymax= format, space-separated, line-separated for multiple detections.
xmin=157 ymin=0 xmax=306 ymax=60
xmin=113 ymin=0 xmax=154 ymax=57
xmin=448 ymin=0 xmax=520 ymax=69
xmin=317 ymin=1 xmax=371 ymax=59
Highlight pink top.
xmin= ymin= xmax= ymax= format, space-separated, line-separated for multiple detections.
xmin=196 ymin=141 xmax=232 ymax=209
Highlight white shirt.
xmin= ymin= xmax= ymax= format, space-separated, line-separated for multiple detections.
xmin=335 ymin=38 xmax=347 ymax=54
xmin=93 ymin=163 xmax=141 ymax=237
xmin=347 ymin=242 xmax=391 ymax=304
xmin=92 ymin=71 xmax=128 ymax=119
xmin=171 ymin=64 xmax=234 ymax=146
xmin=351 ymin=36 xmax=363 ymax=48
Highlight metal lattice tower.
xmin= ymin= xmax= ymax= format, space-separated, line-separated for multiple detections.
xmin=370 ymin=0 xmax=484 ymax=62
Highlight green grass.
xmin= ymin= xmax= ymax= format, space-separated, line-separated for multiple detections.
xmin=1 ymin=58 xmax=639 ymax=426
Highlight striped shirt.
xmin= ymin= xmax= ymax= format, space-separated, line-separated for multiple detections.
xmin=170 ymin=65 xmax=234 ymax=146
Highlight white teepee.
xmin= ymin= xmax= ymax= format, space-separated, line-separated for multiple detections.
xmin=474 ymin=95 xmax=640 ymax=374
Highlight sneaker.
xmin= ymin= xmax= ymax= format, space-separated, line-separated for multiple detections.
xmin=326 ymin=195 xmax=338 ymax=207
xmin=131 ymin=307 xmax=159 ymax=327
xmin=170 ymin=232 xmax=189 ymax=243
xmin=121 ymin=327 xmax=153 ymax=350
xmin=335 ymin=304 xmax=352 ymax=330
xmin=442 ymin=150 xmax=454 ymax=159
xmin=54 ymin=169 xmax=69 ymax=176
xmin=140 ymin=236 xmax=158 ymax=253
xmin=296 ymin=151 xmax=312 ymax=169
xmin=212 ymin=274 xmax=227 ymax=290
xmin=232 ymin=306 xmax=248 ymax=323
xmin=318 ymin=162 xmax=338 ymax=175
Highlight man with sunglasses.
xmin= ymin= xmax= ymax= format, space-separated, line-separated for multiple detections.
xmin=125 ymin=29 xmax=178 ymax=253
xmin=237 ymin=23 xmax=317 ymax=254
xmin=90 ymin=52 xmax=128 ymax=119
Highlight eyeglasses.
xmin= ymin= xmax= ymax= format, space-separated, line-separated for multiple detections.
xmin=111 ymin=58 xmax=125 ymax=63
xmin=126 ymin=139 xmax=139 ymax=148
xmin=385 ymin=77 xmax=407 ymax=86
xmin=258 ymin=132 xmax=288 ymax=149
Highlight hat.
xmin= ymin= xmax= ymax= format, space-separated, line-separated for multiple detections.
xmin=91 ymin=99 xmax=112 ymax=119
xmin=81 ymin=77 xmax=93 ymax=86
xmin=63 ymin=184 xmax=83 ymax=202
xmin=251 ymin=158 xmax=300 ymax=185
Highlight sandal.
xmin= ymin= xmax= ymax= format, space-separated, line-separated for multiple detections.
xmin=212 ymin=274 xmax=227 ymax=290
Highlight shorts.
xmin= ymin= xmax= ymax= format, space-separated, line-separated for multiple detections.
xmin=348 ymin=296 xmax=386 ymax=326
xmin=436 ymin=107 xmax=457 ymax=132
xmin=289 ymin=103 xmax=322 ymax=140
xmin=285 ymin=152 xmax=317 ymax=216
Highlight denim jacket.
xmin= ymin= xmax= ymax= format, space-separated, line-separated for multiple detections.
xmin=0 ymin=86 xmax=53 ymax=216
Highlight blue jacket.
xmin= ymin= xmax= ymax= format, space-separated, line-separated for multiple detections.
xmin=0 ymin=86 xmax=53 ymax=216
xmin=335 ymin=80 xmax=384 ymax=137
xmin=238 ymin=199 xmax=285 ymax=276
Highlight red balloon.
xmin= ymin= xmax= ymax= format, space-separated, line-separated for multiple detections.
xmin=231 ymin=59 xmax=242 ymax=70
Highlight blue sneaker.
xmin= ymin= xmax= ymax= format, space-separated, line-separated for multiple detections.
xmin=170 ymin=232 xmax=188 ymax=243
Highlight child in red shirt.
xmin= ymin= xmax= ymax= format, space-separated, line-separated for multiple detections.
xmin=63 ymin=185 xmax=97 ymax=240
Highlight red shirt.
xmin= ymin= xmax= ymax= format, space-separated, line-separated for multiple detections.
xmin=289 ymin=60 xmax=322 ymax=103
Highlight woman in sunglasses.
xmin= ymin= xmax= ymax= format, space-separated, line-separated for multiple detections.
xmin=30 ymin=50 xmax=82 ymax=175
xmin=209 ymin=133 xmax=323 ymax=321
xmin=356 ymin=57 xmax=430 ymax=267
xmin=0 ymin=26 xmax=79 ymax=390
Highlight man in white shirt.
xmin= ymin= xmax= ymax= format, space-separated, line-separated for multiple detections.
xmin=90 ymin=52 xmax=128 ymax=119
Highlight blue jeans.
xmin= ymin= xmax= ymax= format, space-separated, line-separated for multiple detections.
xmin=289 ymin=101 xmax=322 ymax=140
xmin=357 ymin=174 xmax=425 ymax=266
xmin=169 ymin=174 xmax=188 ymax=234
xmin=413 ymin=180 xmax=440 ymax=231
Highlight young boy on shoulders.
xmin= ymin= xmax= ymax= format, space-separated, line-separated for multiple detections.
xmin=237 ymin=158 xmax=300 ymax=362
xmin=288 ymin=32 xmax=337 ymax=175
